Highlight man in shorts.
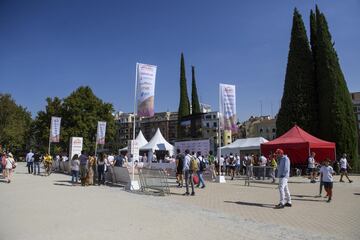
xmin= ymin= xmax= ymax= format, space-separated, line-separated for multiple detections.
xmin=339 ymin=153 xmax=353 ymax=183
xmin=308 ymin=152 xmax=317 ymax=183
xmin=319 ymin=159 xmax=335 ymax=202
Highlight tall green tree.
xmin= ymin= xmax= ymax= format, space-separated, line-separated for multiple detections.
xmin=276 ymin=8 xmax=318 ymax=136
xmin=0 ymin=94 xmax=32 ymax=155
xmin=314 ymin=7 xmax=358 ymax=166
xmin=177 ymin=53 xmax=190 ymax=138
xmin=31 ymin=86 xmax=116 ymax=154
xmin=32 ymin=97 xmax=63 ymax=153
xmin=191 ymin=66 xmax=201 ymax=114
xmin=178 ymin=53 xmax=190 ymax=118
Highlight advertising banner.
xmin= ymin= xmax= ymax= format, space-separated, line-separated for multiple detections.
xmin=175 ymin=139 xmax=210 ymax=156
xmin=219 ymin=84 xmax=237 ymax=132
xmin=96 ymin=121 xmax=107 ymax=145
xmin=69 ymin=137 xmax=83 ymax=160
xmin=49 ymin=116 xmax=61 ymax=143
xmin=128 ymin=140 xmax=139 ymax=162
xmin=136 ymin=63 xmax=157 ymax=117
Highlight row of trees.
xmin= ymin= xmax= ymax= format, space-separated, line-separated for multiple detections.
xmin=277 ymin=6 xmax=358 ymax=167
xmin=0 ymin=86 xmax=117 ymax=156
xmin=177 ymin=53 xmax=202 ymax=138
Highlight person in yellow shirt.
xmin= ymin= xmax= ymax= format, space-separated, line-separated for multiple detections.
xmin=43 ymin=153 xmax=53 ymax=175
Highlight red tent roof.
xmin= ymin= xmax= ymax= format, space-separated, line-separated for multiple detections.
xmin=262 ymin=125 xmax=335 ymax=148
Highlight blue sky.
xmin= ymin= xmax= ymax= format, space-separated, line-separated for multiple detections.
xmin=0 ymin=0 xmax=359 ymax=121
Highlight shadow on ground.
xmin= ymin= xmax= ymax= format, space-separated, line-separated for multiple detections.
xmin=224 ymin=200 xmax=274 ymax=208
xmin=291 ymin=198 xmax=325 ymax=202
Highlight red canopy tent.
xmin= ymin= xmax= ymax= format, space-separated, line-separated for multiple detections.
xmin=261 ymin=125 xmax=336 ymax=165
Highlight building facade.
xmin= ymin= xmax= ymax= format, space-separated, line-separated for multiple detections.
xmin=115 ymin=111 xmax=178 ymax=148
xmin=239 ymin=115 xmax=277 ymax=140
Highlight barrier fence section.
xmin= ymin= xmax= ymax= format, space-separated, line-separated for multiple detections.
xmin=138 ymin=168 xmax=170 ymax=196
xmin=245 ymin=166 xmax=276 ymax=186
xmin=105 ymin=166 xmax=132 ymax=187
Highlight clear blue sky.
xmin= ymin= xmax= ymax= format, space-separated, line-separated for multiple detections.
xmin=0 ymin=0 xmax=359 ymax=121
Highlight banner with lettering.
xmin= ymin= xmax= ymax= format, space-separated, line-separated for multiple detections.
xmin=219 ymin=84 xmax=237 ymax=132
xmin=136 ymin=63 xmax=157 ymax=117
xmin=49 ymin=116 xmax=61 ymax=142
xmin=96 ymin=121 xmax=107 ymax=145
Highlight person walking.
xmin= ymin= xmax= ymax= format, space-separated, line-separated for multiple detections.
xmin=275 ymin=149 xmax=292 ymax=209
xmin=79 ymin=151 xmax=88 ymax=186
xmin=319 ymin=159 xmax=335 ymax=202
xmin=308 ymin=152 xmax=317 ymax=183
xmin=25 ymin=150 xmax=34 ymax=174
xmin=97 ymin=153 xmax=106 ymax=185
xmin=88 ymin=155 xmax=96 ymax=185
xmin=196 ymin=152 xmax=206 ymax=188
xmin=71 ymin=154 xmax=80 ymax=184
xmin=1 ymin=152 xmax=7 ymax=176
xmin=175 ymin=149 xmax=184 ymax=188
xmin=183 ymin=149 xmax=195 ymax=196
xmin=207 ymin=151 xmax=216 ymax=181
xmin=339 ymin=154 xmax=353 ymax=183
xmin=33 ymin=152 xmax=41 ymax=175
xmin=4 ymin=153 xmax=16 ymax=183
xmin=269 ymin=153 xmax=277 ymax=183
xmin=259 ymin=154 xmax=267 ymax=180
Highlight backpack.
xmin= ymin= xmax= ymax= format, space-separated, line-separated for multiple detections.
xmin=199 ymin=159 xmax=206 ymax=171
xmin=190 ymin=156 xmax=198 ymax=171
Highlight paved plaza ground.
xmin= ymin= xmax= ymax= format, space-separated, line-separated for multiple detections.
xmin=1 ymin=163 xmax=359 ymax=240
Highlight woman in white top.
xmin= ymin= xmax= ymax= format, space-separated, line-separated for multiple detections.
xmin=5 ymin=153 xmax=16 ymax=183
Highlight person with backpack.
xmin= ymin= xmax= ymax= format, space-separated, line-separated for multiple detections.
xmin=196 ymin=152 xmax=206 ymax=189
xmin=183 ymin=149 xmax=195 ymax=196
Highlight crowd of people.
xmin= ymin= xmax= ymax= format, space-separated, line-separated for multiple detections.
xmin=1 ymin=146 xmax=356 ymax=208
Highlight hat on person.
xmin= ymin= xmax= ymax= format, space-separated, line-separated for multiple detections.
xmin=8 ymin=152 xmax=13 ymax=157
xmin=275 ymin=149 xmax=284 ymax=155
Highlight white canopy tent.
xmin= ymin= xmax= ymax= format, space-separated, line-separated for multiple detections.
xmin=219 ymin=137 xmax=269 ymax=156
xmin=119 ymin=130 xmax=149 ymax=152
xmin=140 ymin=128 xmax=174 ymax=160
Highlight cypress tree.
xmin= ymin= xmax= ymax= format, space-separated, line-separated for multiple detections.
xmin=276 ymin=8 xmax=318 ymax=136
xmin=177 ymin=53 xmax=190 ymax=138
xmin=310 ymin=9 xmax=318 ymax=70
xmin=178 ymin=53 xmax=190 ymax=118
xmin=315 ymin=8 xmax=358 ymax=166
xmin=191 ymin=66 xmax=201 ymax=114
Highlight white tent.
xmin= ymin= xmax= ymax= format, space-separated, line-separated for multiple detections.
xmin=219 ymin=137 xmax=268 ymax=156
xmin=119 ymin=130 xmax=149 ymax=151
xmin=140 ymin=128 xmax=174 ymax=158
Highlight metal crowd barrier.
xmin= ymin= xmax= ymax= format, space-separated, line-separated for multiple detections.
xmin=138 ymin=168 xmax=170 ymax=196
xmin=104 ymin=166 xmax=131 ymax=187
xmin=245 ymin=166 xmax=277 ymax=186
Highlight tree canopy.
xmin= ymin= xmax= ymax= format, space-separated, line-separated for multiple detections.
xmin=0 ymin=94 xmax=32 ymax=155
xmin=31 ymin=86 xmax=116 ymax=154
